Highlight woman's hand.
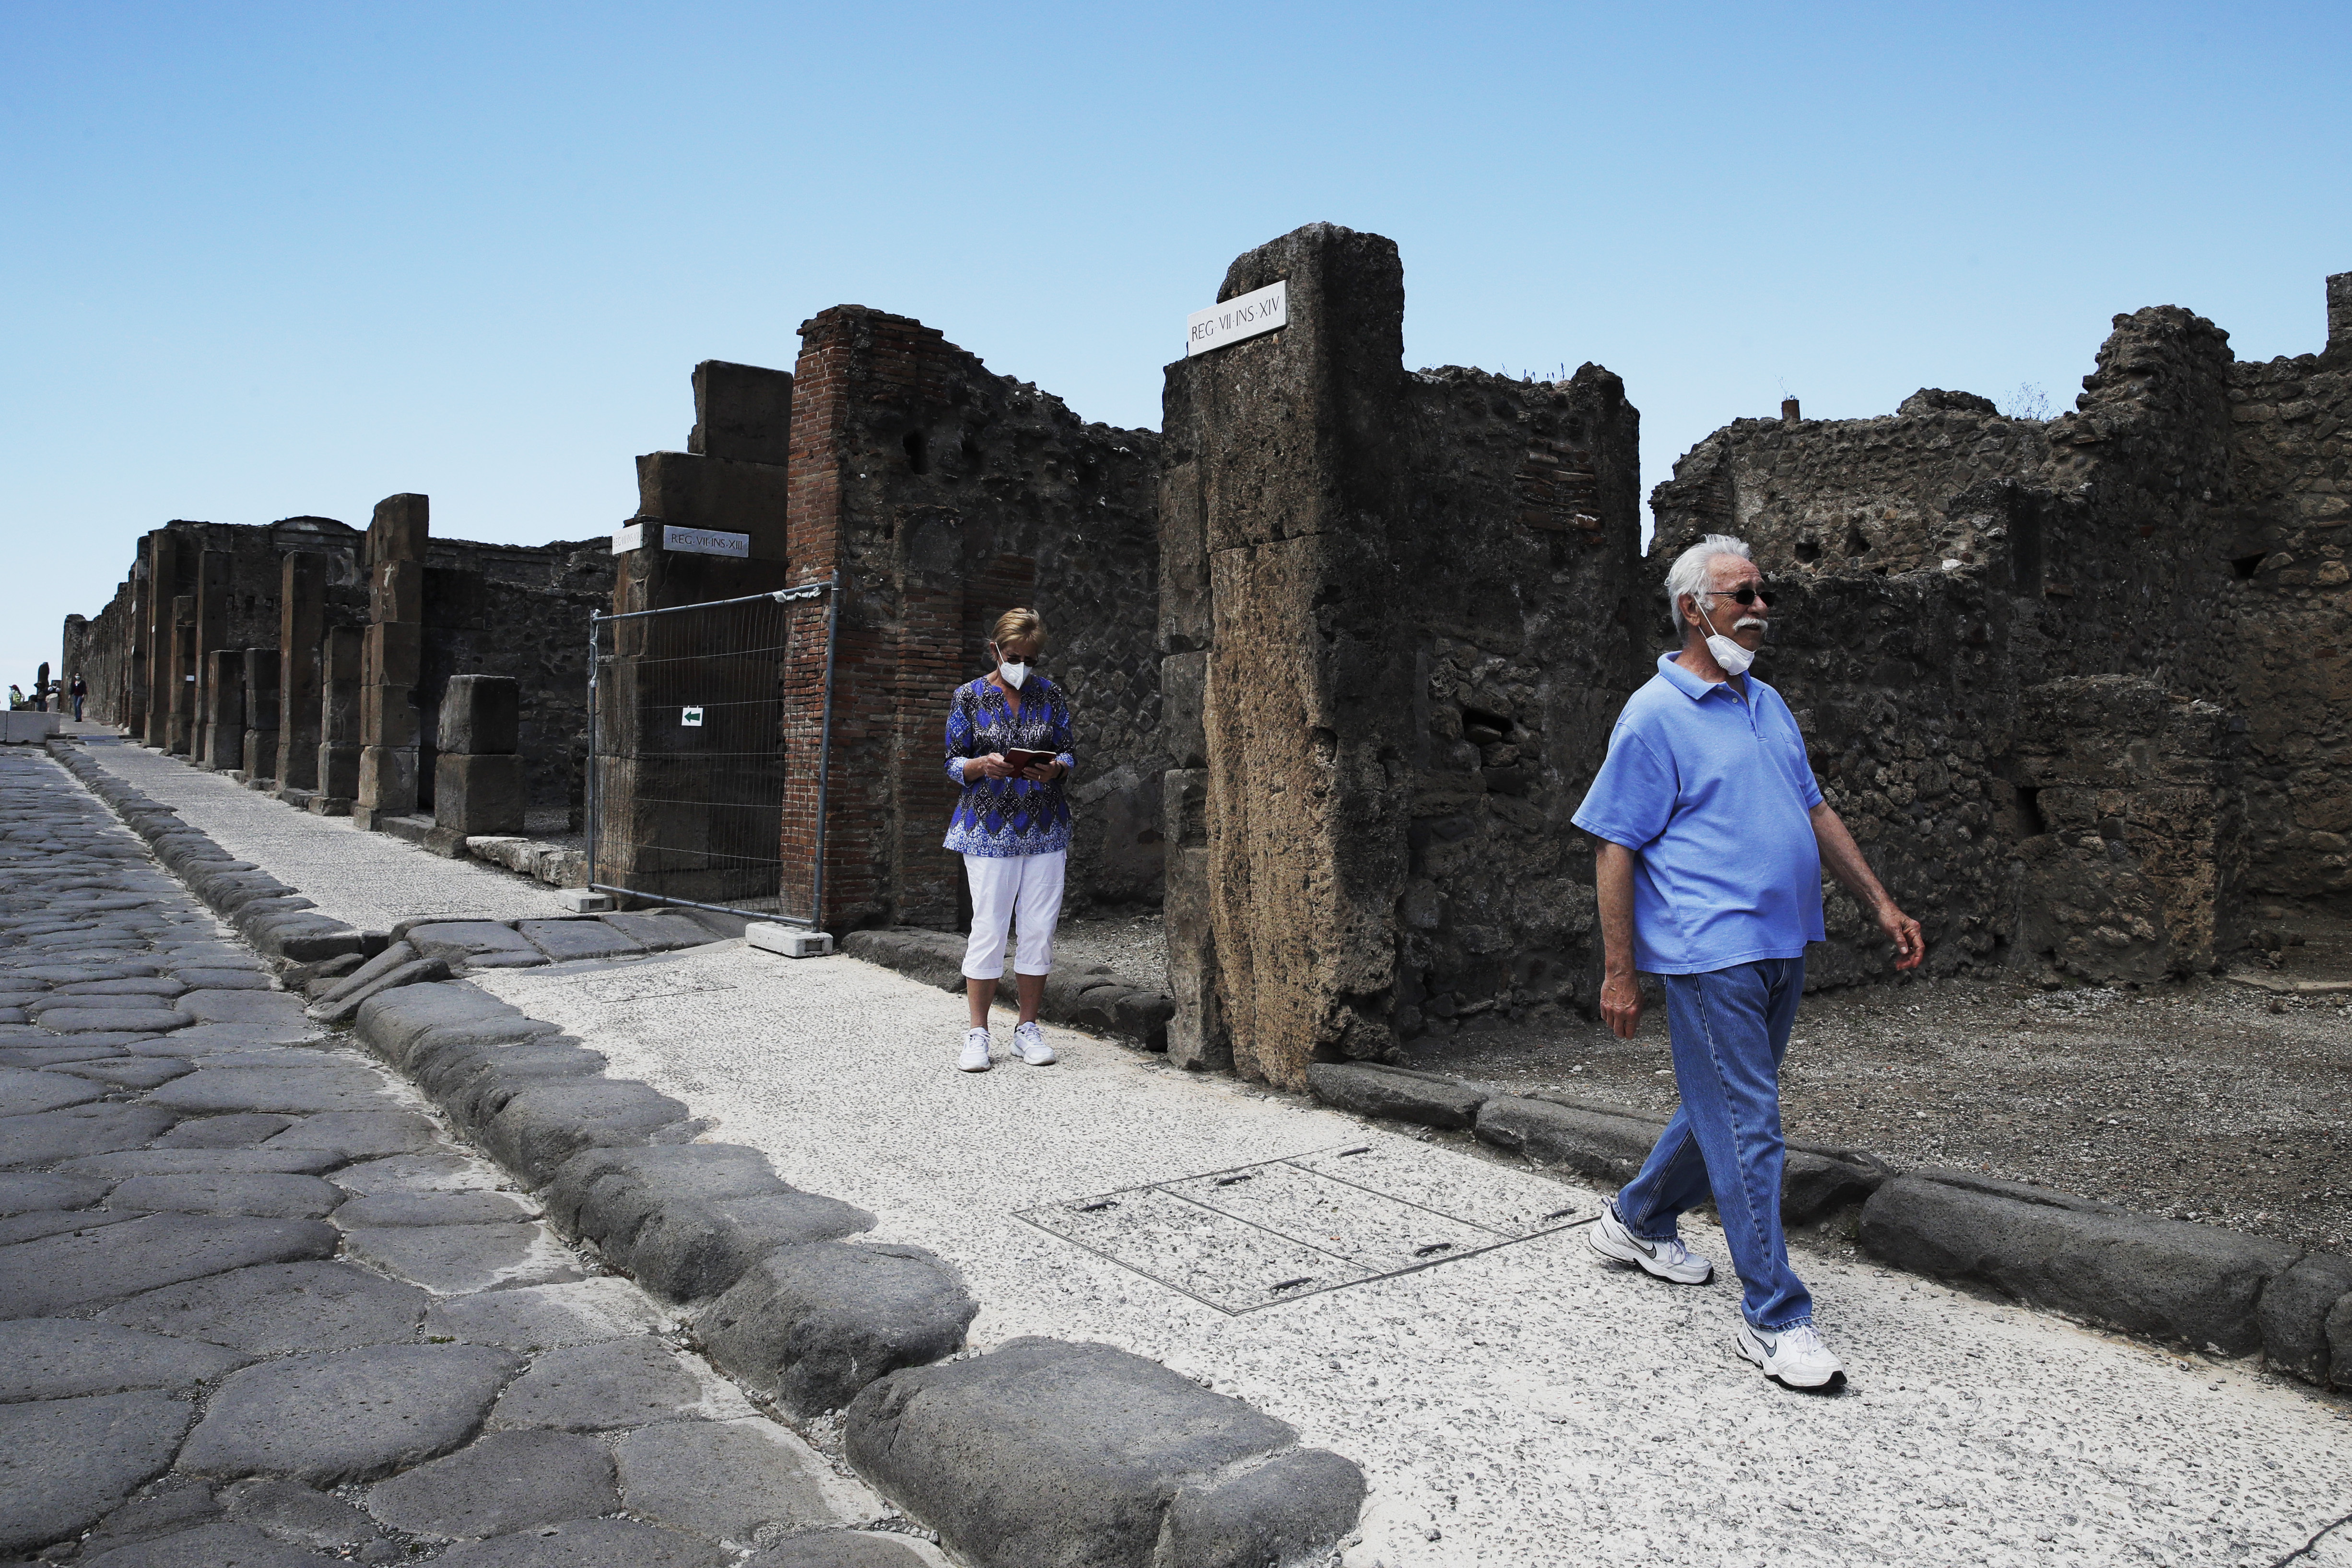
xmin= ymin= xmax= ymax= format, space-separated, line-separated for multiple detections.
xmin=964 ymin=754 xmax=1016 ymax=782
xmin=1019 ymin=759 xmax=1064 ymax=782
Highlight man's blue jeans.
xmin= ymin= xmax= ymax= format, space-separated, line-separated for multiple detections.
xmin=1612 ymin=956 xmax=1811 ymax=1331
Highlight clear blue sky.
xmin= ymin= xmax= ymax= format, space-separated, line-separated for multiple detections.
xmin=5 ymin=2 xmax=2348 ymax=689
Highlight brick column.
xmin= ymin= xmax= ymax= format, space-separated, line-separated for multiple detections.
xmin=275 ymin=552 xmax=328 ymax=792
xmin=355 ymin=494 xmax=427 ymax=829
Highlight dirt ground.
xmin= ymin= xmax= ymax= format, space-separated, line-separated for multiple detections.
xmin=1403 ymin=972 xmax=2352 ymax=1255
xmin=1060 ymin=913 xmax=2351 ymax=1255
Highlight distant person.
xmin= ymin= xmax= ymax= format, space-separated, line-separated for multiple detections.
xmin=31 ymin=682 xmax=45 ymax=713
xmin=1571 ymin=533 xmax=1923 ymax=1392
xmin=6 ymin=685 xmax=21 ymax=711
xmin=943 ymin=608 xmax=1076 ymax=1073
xmin=69 ymin=676 xmax=86 ymax=722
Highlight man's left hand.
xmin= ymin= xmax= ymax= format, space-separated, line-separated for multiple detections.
xmin=1878 ymin=902 xmax=1925 ymax=970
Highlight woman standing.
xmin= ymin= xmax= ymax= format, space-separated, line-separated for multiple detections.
xmin=944 ymin=608 xmax=1076 ymax=1073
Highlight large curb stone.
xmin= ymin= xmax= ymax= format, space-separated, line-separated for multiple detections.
xmin=694 ymin=1243 xmax=978 ymax=1416
xmin=178 ymin=1343 xmax=524 ymax=1485
xmin=308 ymin=956 xmax=450 ymax=1025
xmin=1858 ymin=1171 xmax=2303 ymax=1355
xmin=2255 ymin=1251 xmax=2352 ymax=1386
xmin=475 ymin=1080 xmax=697 ymax=1187
xmin=843 ymin=1337 xmax=1366 ymax=1568
xmin=353 ymin=982 xmax=538 ymax=1068
xmin=841 ymin=928 xmax=1176 ymax=1051
xmin=1306 ymin=1062 xmax=1487 ymax=1129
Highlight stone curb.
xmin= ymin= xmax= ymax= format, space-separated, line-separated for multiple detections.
xmin=841 ymin=928 xmax=1176 ymax=1052
xmin=1309 ymin=1059 xmax=2352 ymax=1388
xmin=44 ymin=738 xmax=1368 ymax=1565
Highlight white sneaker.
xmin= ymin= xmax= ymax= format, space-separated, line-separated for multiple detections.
xmin=1587 ymin=1202 xmax=1714 ymax=1285
xmin=958 ymin=1028 xmax=992 ymax=1073
xmin=1011 ymin=1019 xmax=1057 ymax=1065
xmin=1735 ymin=1321 xmax=1846 ymax=1390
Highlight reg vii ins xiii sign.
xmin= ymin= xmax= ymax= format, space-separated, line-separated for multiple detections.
xmin=1186 ymin=280 xmax=1287 ymax=357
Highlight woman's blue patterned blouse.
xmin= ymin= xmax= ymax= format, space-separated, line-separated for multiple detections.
xmin=942 ymin=675 xmax=1077 ymax=857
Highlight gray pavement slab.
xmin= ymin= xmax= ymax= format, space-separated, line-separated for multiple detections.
xmin=147 ymin=1065 xmax=392 ymax=1114
xmin=338 ymin=1189 xmax=537 ymax=1227
xmin=61 ymin=1148 xmax=346 ymax=1177
xmin=101 ymin=1260 xmax=430 ymax=1354
xmin=151 ymin=1112 xmax=296 ymax=1147
xmin=487 ymin=1335 xmax=734 ymax=1432
xmin=48 ymin=1056 xmax=193 ymax=1089
xmin=38 ymin=1007 xmax=190 ymax=1034
xmin=0 ymin=1207 xmax=143 ymax=1245
xmin=434 ymin=1516 xmax=732 ymax=1567
xmin=340 ymin=1220 xmax=585 ymax=1293
xmin=615 ymin=1417 xmax=853 ymax=1545
xmin=79 ymin=1520 xmax=322 ymax=1566
xmin=0 ymin=1390 xmax=194 ymax=1556
xmin=71 ymin=1481 xmax=224 ymax=1559
xmin=216 ymin=1477 xmax=382 ymax=1551
xmin=166 ymin=969 xmax=272 ymax=991
xmin=0 ymin=1170 xmax=109 ymax=1213
xmin=0 ymin=1320 xmax=248 ymax=1402
xmin=178 ymin=1343 xmax=524 ymax=1485
xmin=329 ymin=1150 xmax=503 ymax=1194
xmin=365 ymin=1428 xmax=619 ymax=1540
xmin=264 ymin=1109 xmax=438 ymax=1158
xmin=0 ymin=1212 xmax=338 ymax=1318
xmin=517 ymin=919 xmax=646 ymax=962
xmin=742 ymin=1535 xmax=937 ymax=1568
xmin=108 ymin=1172 xmax=344 ymax=1219
xmin=0 ymin=1065 xmax=105 ymax=1115
xmin=173 ymin=990 xmax=308 ymax=1025
xmin=422 ymin=1276 xmax=670 ymax=1350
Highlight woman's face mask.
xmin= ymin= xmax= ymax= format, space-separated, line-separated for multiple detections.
xmin=992 ymin=643 xmax=1032 ymax=690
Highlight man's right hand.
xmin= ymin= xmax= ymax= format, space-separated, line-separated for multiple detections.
xmin=1600 ymin=970 xmax=1643 ymax=1039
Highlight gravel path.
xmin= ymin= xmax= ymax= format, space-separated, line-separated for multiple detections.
xmin=0 ymin=748 xmax=940 ymax=1566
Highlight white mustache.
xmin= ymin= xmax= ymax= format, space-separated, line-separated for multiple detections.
xmin=1734 ymin=617 xmax=1769 ymax=632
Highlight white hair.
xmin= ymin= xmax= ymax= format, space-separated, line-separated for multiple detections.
xmin=1664 ymin=534 xmax=1753 ymax=628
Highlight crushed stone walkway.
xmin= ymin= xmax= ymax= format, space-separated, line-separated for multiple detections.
xmin=43 ymin=738 xmax=2352 ymax=1568
xmin=0 ymin=748 xmax=944 ymax=1567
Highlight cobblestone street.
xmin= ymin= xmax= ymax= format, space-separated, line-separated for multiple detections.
xmin=0 ymin=748 xmax=940 ymax=1566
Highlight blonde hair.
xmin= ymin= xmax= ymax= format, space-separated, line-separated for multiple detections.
xmin=990 ymin=608 xmax=1044 ymax=650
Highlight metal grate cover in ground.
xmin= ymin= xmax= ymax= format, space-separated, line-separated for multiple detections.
xmin=1019 ymin=1140 xmax=1593 ymax=1313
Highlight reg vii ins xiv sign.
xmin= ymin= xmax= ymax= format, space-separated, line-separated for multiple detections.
xmin=1186 ymin=280 xmax=1287 ymax=357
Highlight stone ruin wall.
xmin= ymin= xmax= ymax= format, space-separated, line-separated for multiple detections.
xmin=1648 ymin=274 xmax=2352 ymax=982
xmin=784 ymin=305 xmax=1162 ymax=934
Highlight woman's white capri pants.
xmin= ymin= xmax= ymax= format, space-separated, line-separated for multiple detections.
xmin=961 ymin=851 xmax=1066 ymax=979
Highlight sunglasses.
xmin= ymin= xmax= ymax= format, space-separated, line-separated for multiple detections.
xmin=1699 ymin=585 xmax=1772 ymax=607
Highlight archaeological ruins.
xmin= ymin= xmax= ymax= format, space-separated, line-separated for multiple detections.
xmin=59 ymin=224 xmax=2352 ymax=1089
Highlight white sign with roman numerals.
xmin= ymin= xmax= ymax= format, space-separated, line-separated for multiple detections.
xmin=1186 ymin=280 xmax=1288 ymax=357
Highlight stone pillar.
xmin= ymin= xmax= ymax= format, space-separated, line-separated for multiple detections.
xmin=242 ymin=649 xmax=280 ymax=784
xmin=1158 ymin=224 xmax=1417 ymax=1088
xmin=200 ymin=649 xmax=244 ymax=772
xmin=427 ymin=675 xmax=525 ymax=854
xmin=314 ymin=624 xmax=363 ymax=813
xmin=355 ymin=494 xmax=427 ymax=829
xmin=275 ymin=553 xmax=328 ymax=792
xmin=192 ymin=550 xmax=233 ymax=766
xmin=124 ymin=548 xmax=151 ymax=741
xmin=2330 ymin=271 xmax=2352 ymax=358
xmin=33 ymin=663 xmax=48 ymax=714
xmin=167 ymin=595 xmax=197 ymax=755
xmin=142 ymin=529 xmax=185 ymax=748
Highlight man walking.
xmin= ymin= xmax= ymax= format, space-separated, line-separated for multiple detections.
xmin=1571 ymin=534 xmax=1923 ymax=1390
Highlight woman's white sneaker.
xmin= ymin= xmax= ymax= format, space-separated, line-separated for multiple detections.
xmin=1587 ymin=1202 xmax=1714 ymax=1284
xmin=958 ymin=1028 xmax=993 ymax=1072
xmin=1735 ymin=1321 xmax=1846 ymax=1390
xmin=1011 ymin=1020 xmax=1057 ymax=1065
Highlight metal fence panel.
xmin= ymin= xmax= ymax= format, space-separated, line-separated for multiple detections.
xmin=587 ymin=582 xmax=835 ymax=924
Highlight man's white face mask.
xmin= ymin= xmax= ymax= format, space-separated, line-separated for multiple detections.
xmin=1698 ymin=602 xmax=1764 ymax=678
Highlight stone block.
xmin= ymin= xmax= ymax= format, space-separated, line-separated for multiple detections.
xmin=316 ymin=740 xmax=361 ymax=801
xmin=349 ymin=977 xmax=551 ymax=1071
xmin=368 ymin=1428 xmax=619 ymax=1541
xmin=83 ymin=1521 xmax=321 ymax=1566
xmin=476 ymin=1079 xmax=697 ymax=1186
xmin=0 ymin=1390 xmax=195 ymax=1556
xmin=2257 ymin=1251 xmax=2352 ymax=1385
xmin=543 ymin=1142 xmax=785 ymax=1243
xmin=597 ymin=910 xmax=719 ymax=951
xmin=0 ymin=1212 xmax=338 ymax=1318
xmin=369 ymin=492 xmax=429 ymax=564
xmin=371 ymin=559 xmax=423 ymax=624
xmin=108 ymin=1172 xmax=343 ymax=1219
xmin=218 ymin=1477 xmax=382 ymax=1552
xmin=690 ymin=359 xmax=793 ymax=465
xmin=434 ymin=1516 xmax=729 ymax=1566
xmin=363 ymin=623 xmax=422 ymax=690
xmin=615 ymin=1417 xmax=840 ymax=1544
xmin=0 ymin=1319 xmax=248 ymax=1402
xmin=264 ymin=1110 xmax=438 ymax=1158
xmin=421 ymin=1276 xmax=667 ymax=1351
xmin=356 ymin=744 xmax=419 ymax=816
xmin=842 ymin=1337 xmax=1366 ymax=1568
xmin=438 ymin=674 xmax=521 ymax=754
xmin=336 ymin=1189 xmax=534 ymax=1227
xmin=1858 ymin=1171 xmax=2301 ymax=1355
xmin=435 ymin=753 xmax=527 ymax=837
xmin=743 ymin=1533 xmax=932 ymax=1568
xmin=635 ymin=449 xmax=790 ymax=562
xmin=200 ymin=722 xmax=243 ymax=772
xmin=518 ymin=918 xmax=646 ymax=962
xmin=97 ymin=1259 xmax=428 ymax=1354
xmin=307 ymin=955 xmax=450 ymax=1025
xmin=1307 ymin=1062 xmax=1488 ymax=1129
xmin=340 ymin=1221 xmax=583 ymax=1294
xmin=694 ymin=1242 xmax=978 ymax=1415
xmin=360 ymin=682 xmax=420 ymax=747
xmin=406 ymin=920 xmax=539 ymax=968
xmin=179 ymin=1342 xmax=521 ymax=1486
xmin=486 ymin=1335 xmax=707 ymax=1432
xmin=1472 ymin=1094 xmax=1655 ymax=1185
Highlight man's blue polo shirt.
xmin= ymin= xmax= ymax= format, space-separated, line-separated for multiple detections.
xmin=1571 ymin=653 xmax=1826 ymax=976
